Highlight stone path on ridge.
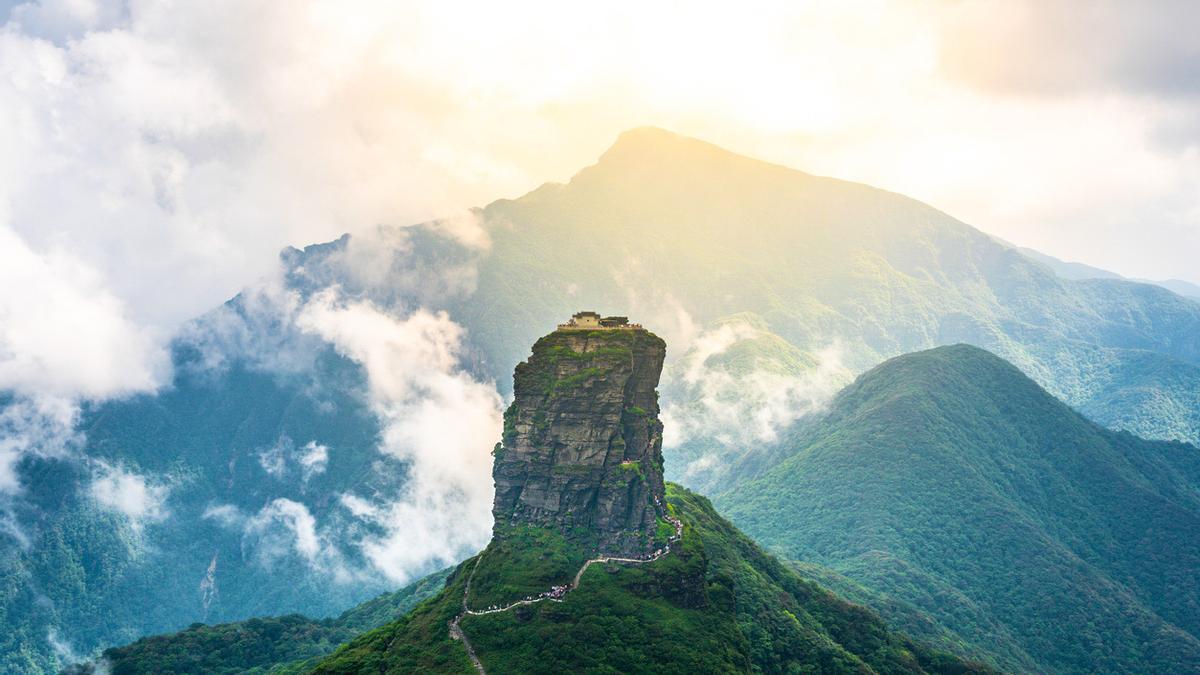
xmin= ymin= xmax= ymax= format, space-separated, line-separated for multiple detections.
xmin=448 ymin=512 xmax=684 ymax=674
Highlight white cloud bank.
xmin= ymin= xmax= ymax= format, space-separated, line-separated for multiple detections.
xmin=203 ymin=292 xmax=502 ymax=584
xmin=204 ymin=498 xmax=354 ymax=580
xmin=0 ymin=396 xmax=80 ymax=496
xmin=296 ymin=291 xmax=502 ymax=582
xmin=0 ymin=228 xmax=167 ymax=401
xmin=89 ymin=460 xmax=170 ymax=530
xmin=660 ymin=320 xmax=851 ymax=479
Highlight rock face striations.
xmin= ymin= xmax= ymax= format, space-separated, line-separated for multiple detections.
xmin=491 ymin=318 xmax=667 ymax=556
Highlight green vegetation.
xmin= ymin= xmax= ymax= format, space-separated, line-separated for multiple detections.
xmin=0 ymin=348 xmax=413 ymax=674
xmin=618 ymin=460 xmax=645 ymax=481
xmin=501 ymin=403 xmax=519 ymax=443
xmin=551 ymin=366 xmax=603 ymax=393
xmin=311 ymin=566 xmax=476 ymax=674
xmin=654 ymin=518 xmax=676 ymax=546
xmin=69 ymin=615 xmax=353 ymax=675
xmin=310 ymin=484 xmax=990 ymax=674
xmin=467 ymin=525 xmax=590 ymax=609
xmin=717 ymin=345 xmax=1200 ymax=673
xmin=461 ymin=509 xmax=750 ymax=674
xmin=542 ymin=343 xmax=632 ymax=362
xmin=66 ymin=568 xmax=451 ymax=674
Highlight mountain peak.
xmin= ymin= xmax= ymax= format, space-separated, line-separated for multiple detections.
xmin=491 ymin=317 xmax=668 ymax=557
xmin=849 ymin=344 xmax=1042 ymax=399
xmin=828 ymin=343 xmax=1076 ymax=429
xmin=594 ymin=126 xmax=760 ymax=171
xmin=605 ymin=125 xmax=697 ymax=153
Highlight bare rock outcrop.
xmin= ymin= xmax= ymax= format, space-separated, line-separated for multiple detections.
xmin=491 ymin=322 xmax=667 ymax=556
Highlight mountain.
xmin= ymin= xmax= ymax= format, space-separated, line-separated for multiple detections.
xmin=308 ymin=322 xmax=988 ymax=674
xmin=491 ymin=322 xmax=669 ymax=557
xmin=716 ymin=344 xmax=1200 ymax=673
xmin=1017 ymin=246 xmax=1200 ymax=300
xmin=81 ymin=322 xmax=989 ymax=674
xmin=1150 ymin=278 xmax=1200 ymax=301
xmin=7 ymin=126 xmax=1200 ymax=669
xmin=455 ymin=128 xmax=1200 ymax=466
xmin=64 ymin=568 xmax=450 ymax=675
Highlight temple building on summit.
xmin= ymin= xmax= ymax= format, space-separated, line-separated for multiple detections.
xmin=558 ymin=310 xmax=643 ymax=330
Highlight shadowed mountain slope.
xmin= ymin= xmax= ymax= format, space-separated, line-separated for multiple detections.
xmin=717 ymin=344 xmax=1200 ymax=673
xmin=63 ymin=569 xmax=451 ymax=675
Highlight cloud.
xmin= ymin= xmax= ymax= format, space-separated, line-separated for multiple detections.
xmin=181 ymin=251 xmax=501 ymax=585
xmin=2 ymin=0 xmax=1200 ymax=418
xmin=46 ymin=626 xmax=79 ymax=666
xmin=938 ymin=1 xmax=1200 ymax=98
xmin=204 ymin=498 xmax=354 ymax=581
xmin=0 ymin=2 xmax=533 ymax=410
xmin=201 ymin=503 xmax=241 ymax=527
xmin=306 ymin=220 xmax=489 ymax=310
xmin=338 ymin=493 xmax=378 ymax=520
xmin=196 ymin=288 xmax=506 ymax=585
xmin=661 ymin=320 xmax=850 ymax=455
xmin=174 ymin=275 xmax=320 ymax=377
xmin=0 ymin=227 xmax=169 ymax=400
xmin=0 ymin=395 xmax=80 ymax=495
xmin=611 ymin=262 xmax=699 ymax=353
xmin=258 ymin=440 xmax=288 ymax=478
xmin=298 ymin=441 xmax=329 ymax=482
xmin=245 ymin=498 xmax=323 ymax=563
xmin=296 ymin=291 xmax=502 ymax=582
xmin=256 ymin=435 xmax=329 ymax=484
xmin=89 ymin=460 xmax=170 ymax=530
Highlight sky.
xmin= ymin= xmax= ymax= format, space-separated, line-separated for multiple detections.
xmin=1 ymin=0 xmax=1198 ymax=406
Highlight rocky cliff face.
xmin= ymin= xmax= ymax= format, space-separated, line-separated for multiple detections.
xmin=491 ymin=325 xmax=667 ymax=556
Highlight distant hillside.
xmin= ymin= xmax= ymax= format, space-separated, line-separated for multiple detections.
xmin=1017 ymin=246 xmax=1200 ymax=300
xmin=717 ymin=345 xmax=1200 ymax=673
xmin=66 ymin=568 xmax=450 ymax=674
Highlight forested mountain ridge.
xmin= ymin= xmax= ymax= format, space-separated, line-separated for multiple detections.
xmin=63 ymin=569 xmax=451 ymax=674
xmin=717 ymin=344 xmax=1200 ymax=673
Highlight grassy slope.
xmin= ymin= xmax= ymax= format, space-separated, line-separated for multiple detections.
xmin=312 ymin=485 xmax=991 ymax=674
xmin=718 ymin=344 xmax=1200 ymax=673
xmin=465 ymin=525 xmax=590 ymax=609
